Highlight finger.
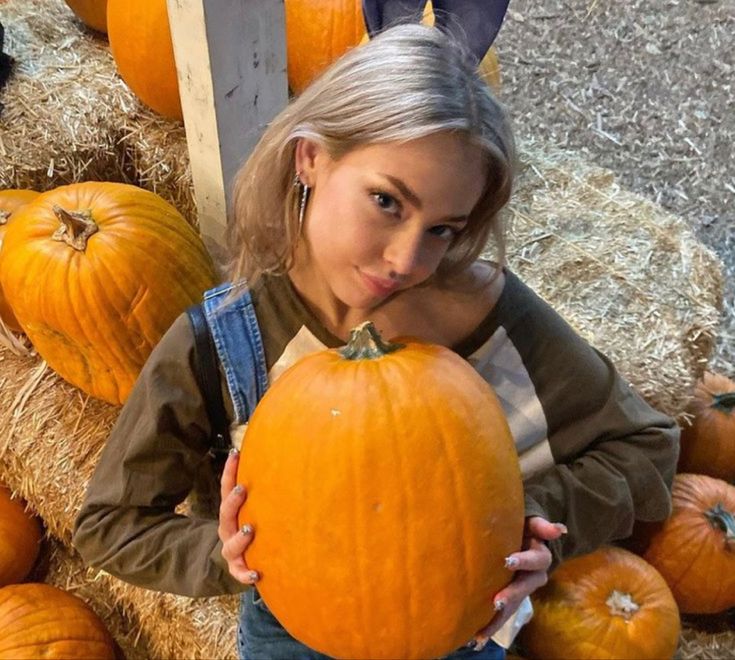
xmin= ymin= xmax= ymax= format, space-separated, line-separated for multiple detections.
xmin=219 ymin=448 xmax=240 ymax=502
xmin=221 ymin=525 xmax=260 ymax=585
xmin=525 ymin=515 xmax=567 ymax=542
xmin=504 ymin=538 xmax=553 ymax=573
xmin=218 ymin=482 xmax=248 ymax=540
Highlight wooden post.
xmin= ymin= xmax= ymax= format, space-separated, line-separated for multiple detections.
xmin=167 ymin=0 xmax=288 ymax=267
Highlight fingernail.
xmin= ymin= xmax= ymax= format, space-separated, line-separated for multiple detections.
xmin=464 ymin=639 xmax=477 ymax=649
xmin=494 ymin=599 xmax=506 ymax=612
xmin=247 ymin=570 xmax=259 ymax=582
xmin=504 ymin=555 xmax=519 ymax=569
xmin=233 ymin=484 xmax=244 ymax=495
xmin=229 ymin=447 xmax=239 ymax=456
xmin=554 ymin=523 xmax=568 ymax=534
xmin=474 ymin=636 xmax=490 ymax=651
xmin=240 ymin=524 xmax=253 ymax=536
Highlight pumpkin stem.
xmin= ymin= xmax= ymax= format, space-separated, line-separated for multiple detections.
xmin=712 ymin=392 xmax=735 ymax=412
xmin=0 ymin=210 xmax=9 ymax=224
xmin=605 ymin=590 xmax=640 ymax=620
xmin=338 ymin=321 xmax=404 ymax=360
xmin=705 ymin=502 xmax=735 ymax=543
xmin=52 ymin=205 xmax=98 ymax=251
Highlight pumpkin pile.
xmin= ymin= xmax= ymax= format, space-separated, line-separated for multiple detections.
xmin=60 ymin=0 xmax=501 ymax=119
xmin=0 ymin=182 xmax=217 ymax=404
xmin=238 ymin=321 xmax=524 ymax=659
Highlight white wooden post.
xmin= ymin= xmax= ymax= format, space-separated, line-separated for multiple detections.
xmin=167 ymin=0 xmax=288 ymax=267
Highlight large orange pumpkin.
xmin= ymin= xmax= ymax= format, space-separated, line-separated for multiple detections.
xmin=678 ymin=371 xmax=735 ymax=481
xmin=238 ymin=322 xmax=524 ymax=659
xmin=107 ymin=0 xmax=182 ymax=119
xmin=0 ymin=487 xmax=42 ymax=587
xmin=643 ymin=473 xmax=735 ymax=614
xmin=0 ymin=190 xmax=39 ymax=332
xmin=0 ymin=182 xmax=217 ymax=405
xmin=63 ymin=0 xmax=108 ymax=34
xmin=0 ymin=583 xmax=116 ymax=659
xmin=519 ymin=546 xmax=680 ymax=660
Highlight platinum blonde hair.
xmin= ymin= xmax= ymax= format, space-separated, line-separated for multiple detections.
xmin=227 ymin=23 xmax=515 ymax=286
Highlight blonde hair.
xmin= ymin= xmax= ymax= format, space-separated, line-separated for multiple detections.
xmin=227 ymin=23 xmax=516 ymax=286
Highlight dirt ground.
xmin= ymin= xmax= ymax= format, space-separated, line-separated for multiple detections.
xmin=496 ymin=2 xmax=734 ymax=657
xmin=496 ymin=0 xmax=734 ymax=377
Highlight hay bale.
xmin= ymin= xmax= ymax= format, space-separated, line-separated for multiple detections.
xmin=0 ymin=0 xmax=196 ymax=223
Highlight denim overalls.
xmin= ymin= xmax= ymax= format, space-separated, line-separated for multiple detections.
xmin=202 ymin=281 xmax=505 ymax=660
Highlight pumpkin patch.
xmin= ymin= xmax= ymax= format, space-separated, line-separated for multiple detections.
xmin=238 ymin=321 xmax=524 ymax=659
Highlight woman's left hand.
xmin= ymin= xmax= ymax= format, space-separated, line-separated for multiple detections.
xmin=472 ymin=516 xmax=566 ymax=649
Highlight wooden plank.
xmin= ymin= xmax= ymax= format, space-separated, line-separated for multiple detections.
xmin=167 ymin=0 xmax=288 ymax=264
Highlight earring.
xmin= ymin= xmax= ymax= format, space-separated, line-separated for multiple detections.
xmin=294 ymin=171 xmax=310 ymax=234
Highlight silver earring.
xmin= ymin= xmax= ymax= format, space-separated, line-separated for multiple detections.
xmin=295 ymin=172 xmax=310 ymax=233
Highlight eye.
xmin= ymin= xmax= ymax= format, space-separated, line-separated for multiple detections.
xmin=428 ymin=225 xmax=461 ymax=240
xmin=371 ymin=192 xmax=401 ymax=216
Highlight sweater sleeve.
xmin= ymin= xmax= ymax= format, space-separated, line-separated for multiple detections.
xmin=72 ymin=312 xmax=247 ymax=597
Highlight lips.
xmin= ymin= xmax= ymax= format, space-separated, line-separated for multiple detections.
xmin=360 ymin=271 xmax=400 ymax=297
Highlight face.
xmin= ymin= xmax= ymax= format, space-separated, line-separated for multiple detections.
xmin=293 ymin=132 xmax=487 ymax=314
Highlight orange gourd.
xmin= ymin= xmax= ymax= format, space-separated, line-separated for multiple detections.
xmin=0 ymin=487 xmax=42 ymax=587
xmin=643 ymin=473 xmax=735 ymax=614
xmin=678 ymin=371 xmax=735 ymax=481
xmin=519 ymin=546 xmax=680 ymax=660
xmin=238 ymin=322 xmax=524 ymax=659
xmin=107 ymin=0 xmax=182 ymax=119
xmin=0 ymin=583 xmax=116 ymax=659
xmin=0 ymin=182 xmax=217 ymax=405
xmin=0 ymin=190 xmax=39 ymax=332
xmin=63 ymin=0 xmax=108 ymax=34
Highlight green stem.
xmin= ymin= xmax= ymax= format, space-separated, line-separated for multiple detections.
xmin=705 ymin=502 xmax=735 ymax=542
xmin=338 ymin=321 xmax=404 ymax=360
xmin=52 ymin=205 xmax=98 ymax=251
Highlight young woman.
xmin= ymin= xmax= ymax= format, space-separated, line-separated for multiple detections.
xmin=73 ymin=24 xmax=678 ymax=659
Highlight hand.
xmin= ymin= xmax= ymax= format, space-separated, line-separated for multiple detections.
xmin=472 ymin=516 xmax=566 ymax=649
xmin=218 ymin=449 xmax=260 ymax=585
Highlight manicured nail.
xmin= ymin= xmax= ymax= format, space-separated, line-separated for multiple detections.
xmin=554 ymin=523 xmax=568 ymax=534
xmin=247 ymin=570 xmax=259 ymax=582
xmin=229 ymin=447 xmax=239 ymax=456
xmin=474 ymin=636 xmax=490 ymax=651
xmin=240 ymin=524 xmax=253 ymax=536
xmin=464 ymin=639 xmax=477 ymax=649
xmin=504 ymin=555 xmax=519 ymax=569
xmin=494 ymin=599 xmax=506 ymax=612
xmin=233 ymin=484 xmax=244 ymax=495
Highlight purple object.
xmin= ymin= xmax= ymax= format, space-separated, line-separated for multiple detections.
xmin=362 ymin=0 xmax=510 ymax=63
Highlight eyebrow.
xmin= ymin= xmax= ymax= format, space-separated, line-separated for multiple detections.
xmin=378 ymin=174 xmax=470 ymax=224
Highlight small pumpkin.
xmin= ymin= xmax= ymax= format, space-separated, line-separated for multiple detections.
xmin=63 ymin=0 xmax=108 ymax=34
xmin=0 ymin=583 xmax=116 ymax=659
xmin=519 ymin=546 xmax=680 ymax=660
xmin=678 ymin=371 xmax=735 ymax=481
xmin=643 ymin=473 xmax=735 ymax=614
xmin=0 ymin=487 xmax=42 ymax=587
xmin=0 ymin=190 xmax=39 ymax=332
xmin=107 ymin=0 xmax=182 ymax=119
xmin=238 ymin=322 xmax=524 ymax=660
xmin=0 ymin=182 xmax=217 ymax=405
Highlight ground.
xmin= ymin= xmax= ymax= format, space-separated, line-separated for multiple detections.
xmin=496 ymin=0 xmax=734 ymax=376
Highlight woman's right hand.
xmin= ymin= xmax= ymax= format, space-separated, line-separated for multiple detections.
xmin=218 ymin=449 xmax=260 ymax=585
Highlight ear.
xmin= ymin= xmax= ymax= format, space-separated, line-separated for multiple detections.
xmin=294 ymin=138 xmax=328 ymax=187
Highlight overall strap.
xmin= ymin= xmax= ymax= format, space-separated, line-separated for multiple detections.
xmin=201 ymin=280 xmax=269 ymax=425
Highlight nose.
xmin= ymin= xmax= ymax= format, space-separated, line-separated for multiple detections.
xmin=384 ymin=226 xmax=426 ymax=280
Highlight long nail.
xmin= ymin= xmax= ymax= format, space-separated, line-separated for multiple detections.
xmin=247 ymin=570 xmax=259 ymax=582
xmin=241 ymin=524 xmax=253 ymax=536
xmin=494 ymin=599 xmax=506 ymax=612
xmin=553 ymin=522 xmax=568 ymax=534
xmin=233 ymin=484 xmax=244 ymax=495
xmin=464 ymin=639 xmax=477 ymax=649
xmin=474 ymin=636 xmax=490 ymax=651
xmin=229 ymin=447 xmax=239 ymax=457
xmin=504 ymin=555 xmax=519 ymax=569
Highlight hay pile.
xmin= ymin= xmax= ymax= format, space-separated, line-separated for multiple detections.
xmin=0 ymin=0 xmax=196 ymax=224
xmin=0 ymin=0 xmax=728 ymax=657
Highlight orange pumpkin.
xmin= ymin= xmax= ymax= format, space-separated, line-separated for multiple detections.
xmin=0 ymin=190 xmax=39 ymax=332
xmin=678 ymin=371 xmax=735 ymax=481
xmin=107 ymin=0 xmax=182 ymax=119
xmin=0 ymin=182 xmax=217 ymax=405
xmin=238 ymin=322 xmax=524 ymax=659
xmin=0 ymin=487 xmax=42 ymax=587
xmin=643 ymin=473 xmax=735 ymax=614
xmin=63 ymin=0 xmax=108 ymax=34
xmin=519 ymin=546 xmax=680 ymax=660
xmin=0 ymin=583 xmax=116 ymax=659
